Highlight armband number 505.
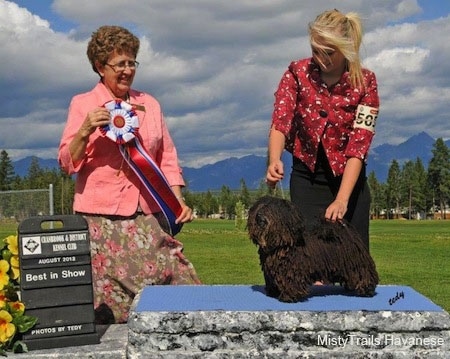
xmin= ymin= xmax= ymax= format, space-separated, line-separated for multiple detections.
xmin=354 ymin=105 xmax=379 ymax=133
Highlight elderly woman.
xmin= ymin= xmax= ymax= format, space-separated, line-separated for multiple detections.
xmin=58 ymin=25 xmax=201 ymax=324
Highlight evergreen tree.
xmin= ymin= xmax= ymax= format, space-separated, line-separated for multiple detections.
xmin=427 ymin=138 xmax=450 ymax=219
xmin=234 ymin=200 xmax=246 ymax=230
xmin=401 ymin=160 xmax=419 ymax=219
xmin=51 ymin=169 xmax=75 ymax=215
xmin=25 ymin=156 xmax=45 ymax=189
xmin=386 ymin=160 xmax=402 ymax=219
xmin=238 ymin=178 xmax=251 ymax=209
xmin=367 ymin=171 xmax=385 ymax=219
xmin=219 ymin=185 xmax=236 ymax=219
xmin=196 ymin=190 xmax=218 ymax=218
xmin=0 ymin=150 xmax=15 ymax=191
xmin=414 ymin=158 xmax=428 ymax=217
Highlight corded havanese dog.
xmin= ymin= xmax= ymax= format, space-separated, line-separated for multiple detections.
xmin=247 ymin=196 xmax=378 ymax=302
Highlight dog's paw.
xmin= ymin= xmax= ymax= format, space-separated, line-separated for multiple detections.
xmin=277 ymin=289 xmax=309 ymax=303
xmin=264 ymin=286 xmax=280 ymax=299
xmin=356 ymin=286 xmax=377 ymax=297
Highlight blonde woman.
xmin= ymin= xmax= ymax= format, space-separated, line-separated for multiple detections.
xmin=266 ymin=9 xmax=380 ymax=249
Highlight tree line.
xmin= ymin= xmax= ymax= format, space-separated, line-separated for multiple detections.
xmin=0 ymin=137 xmax=448 ymax=220
xmin=368 ymin=138 xmax=449 ymax=219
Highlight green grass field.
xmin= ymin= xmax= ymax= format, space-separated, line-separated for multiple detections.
xmin=2 ymin=218 xmax=449 ymax=312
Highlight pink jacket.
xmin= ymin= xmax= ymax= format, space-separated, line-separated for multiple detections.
xmin=58 ymin=82 xmax=185 ymax=216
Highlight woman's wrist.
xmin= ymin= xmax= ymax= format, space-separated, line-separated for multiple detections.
xmin=334 ymin=198 xmax=348 ymax=206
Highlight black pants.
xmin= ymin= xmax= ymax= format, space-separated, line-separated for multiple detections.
xmin=289 ymin=148 xmax=371 ymax=250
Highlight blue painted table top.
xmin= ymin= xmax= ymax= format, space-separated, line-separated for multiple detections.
xmin=135 ymin=285 xmax=443 ymax=312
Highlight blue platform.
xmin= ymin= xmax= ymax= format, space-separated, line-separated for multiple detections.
xmin=135 ymin=285 xmax=443 ymax=313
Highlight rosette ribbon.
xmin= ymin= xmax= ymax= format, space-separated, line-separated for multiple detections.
xmin=100 ymin=99 xmax=139 ymax=143
xmin=102 ymin=99 xmax=183 ymax=236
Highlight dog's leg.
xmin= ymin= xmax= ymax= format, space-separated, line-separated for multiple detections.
xmin=342 ymin=264 xmax=378 ymax=297
xmin=262 ymin=270 xmax=280 ymax=298
xmin=277 ymin=280 xmax=310 ymax=302
xmin=337 ymin=265 xmax=377 ymax=296
xmin=262 ymin=253 xmax=311 ymax=302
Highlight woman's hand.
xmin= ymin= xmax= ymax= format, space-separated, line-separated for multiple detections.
xmin=79 ymin=107 xmax=111 ymax=138
xmin=325 ymin=158 xmax=363 ymax=221
xmin=266 ymin=159 xmax=284 ymax=188
xmin=175 ymin=200 xmax=194 ymax=224
xmin=266 ymin=128 xmax=286 ymax=188
xmin=325 ymin=199 xmax=348 ymax=221
xmin=69 ymin=107 xmax=111 ymax=163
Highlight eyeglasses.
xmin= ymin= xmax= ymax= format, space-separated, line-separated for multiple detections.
xmin=105 ymin=60 xmax=139 ymax=72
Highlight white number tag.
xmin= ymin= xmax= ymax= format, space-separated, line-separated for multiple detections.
xmin=354 ymin=105 xmax=378 ymax=133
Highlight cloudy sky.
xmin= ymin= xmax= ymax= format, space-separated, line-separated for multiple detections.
xmin=1 ymin=0 xmax=449 ymax=168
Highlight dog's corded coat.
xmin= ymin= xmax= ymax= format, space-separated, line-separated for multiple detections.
xmin=247 ymin=196 xmax=379 ymax=302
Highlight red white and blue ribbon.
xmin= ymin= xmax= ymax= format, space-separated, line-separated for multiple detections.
xmin=100 ymin=99 xmax=139 ymax=143
xmin=101 ymin=99 xmax=183 ymax=236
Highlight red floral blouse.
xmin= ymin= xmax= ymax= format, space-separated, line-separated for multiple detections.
xmin=271 ymin=57 xmax=380 ymax=176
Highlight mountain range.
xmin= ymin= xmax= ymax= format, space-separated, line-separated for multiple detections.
xmin=12 ymin=132 xmax=449 ymax=192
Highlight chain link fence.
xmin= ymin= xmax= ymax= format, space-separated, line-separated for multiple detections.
xmin=0 ymin=185 xmax=54 ymax=222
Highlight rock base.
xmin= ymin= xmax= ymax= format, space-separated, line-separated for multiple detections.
xmin=127 ymin=285 xmax=450 ymax=358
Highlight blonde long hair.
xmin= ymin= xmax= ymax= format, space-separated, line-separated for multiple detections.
xmin=309 ymin=9 xmax=364 ymax=89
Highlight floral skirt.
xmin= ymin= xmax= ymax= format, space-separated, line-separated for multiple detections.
xmin=84 ymin=213 xmax=201 ymax=324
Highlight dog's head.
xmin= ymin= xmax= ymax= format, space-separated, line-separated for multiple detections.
xmin=247 ymin=196 xmax=305 ymax=253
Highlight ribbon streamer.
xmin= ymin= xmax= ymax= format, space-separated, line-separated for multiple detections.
xmin=119 ymin=139 xmax=183 ymax=236
xmin=102 ymin=99 xmax=183 ymax=236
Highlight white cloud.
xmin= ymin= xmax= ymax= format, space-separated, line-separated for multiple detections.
xmin=396 ymin=0 xmax=421 ymax=18
xmin=1 ymin=0 xmax=50 ymax=31
xmin=365 ymin=46 xmax=430 ymax=81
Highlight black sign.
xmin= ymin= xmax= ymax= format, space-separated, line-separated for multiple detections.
xmin=18 ymin=215 xmax=99 ymax=350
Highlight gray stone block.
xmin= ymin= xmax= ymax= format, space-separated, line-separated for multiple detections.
xmin=127 ymin=285 xmax=450 ymax=358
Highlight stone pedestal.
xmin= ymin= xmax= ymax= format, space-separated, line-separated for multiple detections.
xmin=127 ymin=285 xmax=450 ymax=358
